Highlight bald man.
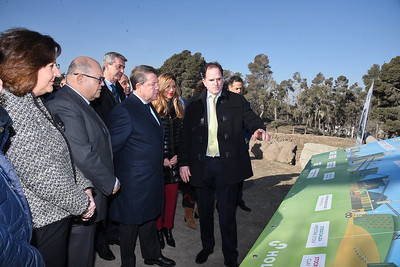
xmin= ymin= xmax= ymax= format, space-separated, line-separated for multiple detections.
xmin=46 ymin=56 xmax=119 ymax=267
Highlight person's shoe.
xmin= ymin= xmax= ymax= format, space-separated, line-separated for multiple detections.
xmin=194 ymin=207 xmax=199 ymax=219
xmin=144 ymin=255 xmax=176 ymax=266
xmin=96 ymin=243 xmax=115 ymax=261
xmin=224 ymin=261 xmax=239 ymax=267
xmin=238 ymin=201 xmax=252 ymax=212
xmin=184 ymin=207 xmax=197 ymax=229
xmin=195 ymin=249 xmax=213 ymax=264
xmin=157 ymin=229 xmax=165 ymax=249
xmin=163 ymin=228 xmax=176 ymax=247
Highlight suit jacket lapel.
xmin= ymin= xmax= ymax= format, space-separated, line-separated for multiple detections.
xmin=148 ymin=103 xmax=162 ymax=128
xmin=65 ymin=86 xmax=109 ymax=131
xmin=131 ymin=94 xmax=162 ymax=128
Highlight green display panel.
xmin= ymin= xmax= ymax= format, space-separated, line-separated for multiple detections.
xmin=241 ymin=137 xmax=400 ymax=267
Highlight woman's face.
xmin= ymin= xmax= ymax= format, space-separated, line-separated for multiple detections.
xmin=32 ymin=62 xmax=61 ymax=96
xmin=0 ymin=79 xmax=3 ymax=92
xmin=162 ymin=80 xmax=176 ymax=101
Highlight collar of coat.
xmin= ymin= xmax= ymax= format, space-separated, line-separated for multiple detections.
xmin=199 ymin=88 xmax=231 ymax=106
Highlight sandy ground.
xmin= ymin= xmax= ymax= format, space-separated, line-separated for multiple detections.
xmin=95 ymin=134 xmax=355 ymax=266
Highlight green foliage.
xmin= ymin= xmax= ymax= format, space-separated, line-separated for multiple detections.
xmin=269 ymin=119 xmax=290 ymax=129
xmin=245 ymin=54 xmax=273 ymax=117
xmin=380 ymin=56 xmax=400 ymax=90
xmin=365 ymin=56 xmax=400 ymax=138
xmin=158 ymin=50 xmax=206 ymax=99
xmin=370 ymin=106 xmax=400 ymax=138
xmin=156 ymin=49 xmax=399 ymax=139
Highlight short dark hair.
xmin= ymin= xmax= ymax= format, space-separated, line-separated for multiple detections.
xmin=0 ymin=28 xmax=61 ymax=96
xmin=228 ymin=76 xmax=244 ymax=86
xmin=202 ymin=62 xmax=223 ymax=79
xmin=130 ymin=65 xmax=157 ymax=90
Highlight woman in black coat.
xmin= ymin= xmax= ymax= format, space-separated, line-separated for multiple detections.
xmin=152 ymin=73 xmax=183 ymax=249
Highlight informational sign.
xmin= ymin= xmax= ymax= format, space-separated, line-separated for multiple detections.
xmin=241 ymin=137 xmax=400 ymax=267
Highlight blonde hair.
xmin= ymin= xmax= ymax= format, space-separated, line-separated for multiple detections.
xmin=152 ymin=73 xmax=183 ymax=119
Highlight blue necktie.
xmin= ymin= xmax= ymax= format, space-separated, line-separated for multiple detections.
xmin=110 ymin=84 xmax=120 ymax=103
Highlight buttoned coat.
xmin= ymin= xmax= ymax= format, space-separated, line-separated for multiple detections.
xmin=179 ymin=89 xmax=265 ymax=187
xmin=0 ymin=90 xmax=91 ymax=228
xmin=46 ymin=86 xmax=116 ymax=222
xmin=108 ymin=93 xmax=164 ymax=224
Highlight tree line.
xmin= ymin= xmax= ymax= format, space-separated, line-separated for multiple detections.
xmin=157 ymin=50 xmax=400 ymax=139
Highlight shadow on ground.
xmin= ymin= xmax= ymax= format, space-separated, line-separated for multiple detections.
xmin=95 ymin=171 xmax=299 ymax=267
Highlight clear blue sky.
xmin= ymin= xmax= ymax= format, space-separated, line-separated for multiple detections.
xmin=1 ymin=0 xmax=399 ymax=88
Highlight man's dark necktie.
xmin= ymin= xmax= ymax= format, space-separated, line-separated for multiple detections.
xmin=110 ymin=84 xmax=120 ymax=103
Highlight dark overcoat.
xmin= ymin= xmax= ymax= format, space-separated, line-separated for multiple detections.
xmin=91 ymin=82 xmax=125 ymax=123
xmin=108 ymin=94 xmax=164 ymax=224
xmin=46 ymin=86 xmax=116 ymax=222
xmin=179 ymin=89 xmax=265 ymax=187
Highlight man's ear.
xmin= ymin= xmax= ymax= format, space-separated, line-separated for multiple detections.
xmin=76 ymin=73 xmax=84 ymax=85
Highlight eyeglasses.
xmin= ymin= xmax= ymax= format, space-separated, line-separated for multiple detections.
xmin=73 ymin=73 xmax=105 ymax=84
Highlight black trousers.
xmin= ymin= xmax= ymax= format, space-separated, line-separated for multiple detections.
xmin=179 ymin=181 xmax=196 ymax=208
xmin=31 ymin=218 xmax=71 ymax=267
xmin=119 ymin=219 xmax=161 ymax=267
xmin=96 ymin=195 xmax=119 ymax=248
xmin=67 ymin=220 xmax=97 ymax=267
xmin=196 ymin=157 xmax=239 ymax=263
xmin=237 ymin=181 xmax=245 ymax=205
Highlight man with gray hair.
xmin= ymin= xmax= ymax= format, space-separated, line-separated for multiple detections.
xmin=108 ymin=65 xmax=176 ymax=267
xmin=91 ymin=51 xmax=127 ymax=123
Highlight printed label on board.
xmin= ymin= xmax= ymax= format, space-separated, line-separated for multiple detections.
xmin=323 ymin=172 xmax=335 ymax=180
xmin=313 ymin=162 xmax=322 ymax=166
xmin=378 ymin=140 xmax=396 ymax=151
xmin=326 ymin=161 xmax=336 ymax=168
xmin=328 ymin=154 xmax=337 ymax=159
xmin=307 ymin=168 xmax=320 ymax=178
xmin=306 ymin=221 xmax=329 ymax=248
xmin=300 ymin=254 xmax=326 ymax=267
xmin=315 ymin=194 xmax=332 ymax=211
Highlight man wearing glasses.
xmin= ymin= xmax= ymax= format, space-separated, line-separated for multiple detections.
xmin=46 ymin=56 xmax=120 ymax=267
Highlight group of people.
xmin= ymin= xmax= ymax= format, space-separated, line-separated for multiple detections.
xmin=0 ymin=27 xmax=270 ymax=267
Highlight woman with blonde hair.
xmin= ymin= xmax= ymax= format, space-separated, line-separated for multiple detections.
xmin=152 ymin=73 xmax=183 ymax=249
xmin=0 ymin=28 xmax=95 ymax=267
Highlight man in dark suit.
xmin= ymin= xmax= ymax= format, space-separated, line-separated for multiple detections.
xmin=90 ymin=51 xmax=127 ymax=260
xmin=108 ymin=65 xmax=175 ymax=267
xmin=46 ymin=56 xmax=120 ymax=267
xmin=227 ymin=76 xmax=252 ymax=212
xmin=179 ymin=62 xmax=270 ymax=267
xmin=91 ymin=51 xmax=127 ymax=123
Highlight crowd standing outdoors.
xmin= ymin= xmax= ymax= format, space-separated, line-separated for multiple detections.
xmin=0 ymin=27 xmax=270 ymax=267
